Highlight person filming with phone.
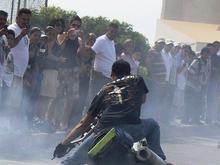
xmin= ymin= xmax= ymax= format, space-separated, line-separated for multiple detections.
xmin=6 ymin=8 xmax=32 ymax=124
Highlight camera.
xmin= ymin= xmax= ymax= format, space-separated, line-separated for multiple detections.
xmin=3 ymin=24 xmax=8 ymax=30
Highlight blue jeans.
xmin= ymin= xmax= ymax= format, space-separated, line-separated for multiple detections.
xmin=60 ymin=118 xmax=166 ymax=165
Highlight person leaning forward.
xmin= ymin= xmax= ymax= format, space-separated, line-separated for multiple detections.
xmin=53 ymin=59 xmax=166 ymax=165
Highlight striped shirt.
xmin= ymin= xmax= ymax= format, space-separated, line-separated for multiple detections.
xmin=145 ymin=48 xmax=166 ymax=83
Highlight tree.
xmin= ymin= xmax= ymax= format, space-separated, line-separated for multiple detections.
xmin=31 ymin=6 xmax=76 ymax=29
xmin=31 ymin=6 xmax=150 ymax=70
xmin=32 ymin=7 xmax=149 ymax=50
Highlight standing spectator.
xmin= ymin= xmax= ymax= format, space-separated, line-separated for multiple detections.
xmin=0 ymin=10 xmax=8 ymax=106
xmin=23 ymin=27 xmax=41 ymax=123
xmin=120 ymin=39 xmax=139 ymax=75
xmin=37 ymin=26 xmax=64 ymax=125
xmin=183 ymin=47 xmax=210 ymax=124
xmin=7 ymin=8 xmax=31 ymax=120
xmin=144 ymin=38 xmax=166 ymax=121
xmin=168 ymin=43 xmax=181 ymax=122
xmin=161 ymin=40 xmax=173 ymax=82
xmin=161 ymin=40 xmax=174 ymax=122
xmin=169 ymin=43 xmax=181 ymax=85
xmin=89 ymin=22 xmax=119 ymax=101
xmin=54 ymin=15 xmax=84 ymax=130
xmin=173 ymin=48 xmax=194 ymax=121
xmin=78 ymin=33 xmax=96 ymax=114
xmin=1 ymin=30 xmax=15 ymax=111
xmin=206 ymin=41 xmax=220 ymax=124
xmin=49 ymin=18 xmax=66 ymax=45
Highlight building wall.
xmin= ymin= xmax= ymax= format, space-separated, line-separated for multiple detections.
xmin=155 ymin=20 xmax=194 ymax=44
xmin=155 ymin=20 xmax=209 ymax=51
xmin=161 ymin=0 xmax=220 ymax=24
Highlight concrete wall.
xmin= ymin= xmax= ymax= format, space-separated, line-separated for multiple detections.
xmin=155 ymin=20 xmax=207 ymax=52
xmin=161 ymin=0 xmax=220 ymax=24
xmin=155 ymin=20 xmax=194 ymax=44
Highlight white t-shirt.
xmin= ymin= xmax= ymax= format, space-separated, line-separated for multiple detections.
xmin=8 ymin=23 xmax=29 ymax=77
xmin=120 ymin=52 xmax=139 ymax=75
xmin=177 ymin=60 xmax=188 ymax=90
xmin=161 ymin=49 xmax=172 ymax=81
xmin=91 ymin=34 xmax=116 ymax=78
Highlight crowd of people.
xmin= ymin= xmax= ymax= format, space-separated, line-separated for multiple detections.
xmin=144 ymin=38 xmax=220 ymax=125
xmin=0 ymin=8 xmax=220 ymax=134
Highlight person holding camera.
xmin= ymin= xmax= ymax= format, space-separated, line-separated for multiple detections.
xmin=36 ymin=26 xmax=65 ymax=129
xmin=6 ymin=8 xmax=32 ymax=117
xmin=22 ymin=27 xmax=42 ymax=124
xmin=54 ymin=15 xmax=84 ymax=130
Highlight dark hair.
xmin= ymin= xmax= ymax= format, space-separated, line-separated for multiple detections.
xmin=17 ymin=8 xmax=32 ymax=16
xmin=7 ymin=29 xmax=15 ymax=37
xmin=201 ymin=47 xmax=210 ymax=55
xmin=87 ymin=33 xmax=96 ymax=42
xmin=212 ymin=41 xmax=220 ymax=45
xmin=206 ymin=43 xmax=213 ymax=47
xmin=111 ymin=60 xmax=131 ymax=78
xmin=69 ymin=15 xmax=82 ymax=24
xmin=108 ymin=22 xmax=119 ymax=29
xmin=49 ymin=18 xmax=65 ymax=29
xmin=0 ymin=10 xmax=8 ymax=17
xmin=30 ymin=27 xmax=41 ymax=35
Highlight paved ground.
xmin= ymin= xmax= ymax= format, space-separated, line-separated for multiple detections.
xmin=161 ymin=124 xmax=220 ymax=165
xmin=0 ymin=119 xmax=220 ymax=165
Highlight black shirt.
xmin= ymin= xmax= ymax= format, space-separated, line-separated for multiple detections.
xmin=87 ymin=75 xmax=149 ymax=132
xmin=43 ymin=42 xmax=61 ymax=70
xmin=210 ymin=54 xmax=220 ymax=81
xmin=60 ymin=38 xmax=79 ymax=68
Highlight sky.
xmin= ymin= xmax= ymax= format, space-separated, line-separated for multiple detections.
xmin=49 ymin=0 xmax=163 ymax=43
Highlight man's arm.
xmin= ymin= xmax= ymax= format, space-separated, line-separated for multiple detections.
xmin=62 ymin=113 xmax=95 ymax=145
xmin=0 ymin=28 xmax=7 ymax=37
xmin=77 ymin=31 xmax=85 ymax=55
xmin=77 ymin=36 xmax=96 ymax=61
xmin=46 ymin=41 xmax=66 ymax=63
xmin=10 ymin=28 xmax=29 ymax=48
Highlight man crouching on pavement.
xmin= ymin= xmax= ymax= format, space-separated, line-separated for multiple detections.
xmin=53 ymin=59 xmax=166 ymax=165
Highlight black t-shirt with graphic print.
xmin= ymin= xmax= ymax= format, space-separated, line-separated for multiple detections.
xmin=87 ymin=75 xmax=149 ymax=132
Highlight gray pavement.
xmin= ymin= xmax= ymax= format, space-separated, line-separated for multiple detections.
xmin=0 ymin=120 xmax=220 ymax=165
xmin=161 ymin=124 xmax=220 ymax=165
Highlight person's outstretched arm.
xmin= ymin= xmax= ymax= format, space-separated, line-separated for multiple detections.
xmin=62 ymin=113 xmax=95 ymax=145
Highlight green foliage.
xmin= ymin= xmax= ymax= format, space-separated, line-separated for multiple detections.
xmin=81 ymin=16 xmax=110 ymax=36
xmin=31 ymin=6 xmax=150 ymax=57
xmin=31 ymin=6 xmax=76 ymax=29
